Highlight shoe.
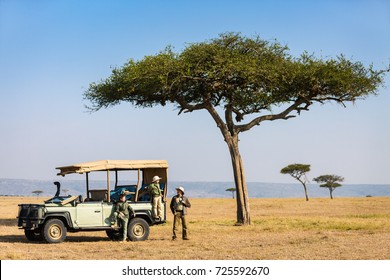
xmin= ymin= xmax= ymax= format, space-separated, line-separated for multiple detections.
xmin=172 ymin=237 xmax=176 ymax=241
xmin=183 ymin=237 xmax=189 ymax=240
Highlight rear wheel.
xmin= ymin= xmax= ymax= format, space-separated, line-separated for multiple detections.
xmin=106 ymin=229 xmax=122 ymax=241
xmin=24 ymin=229 xmax=43 ymax=242
xmin=42 ymin=219 xmax=67 ymax=243
xmin=127 ymin=218 xmax=150 ymax=241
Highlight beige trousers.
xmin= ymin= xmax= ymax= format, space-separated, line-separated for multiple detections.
xmin=152 ymin=196 xmax=162 ymax=219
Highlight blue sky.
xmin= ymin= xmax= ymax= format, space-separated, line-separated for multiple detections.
xmin=0 ymin=0 xmax=389 ymax=184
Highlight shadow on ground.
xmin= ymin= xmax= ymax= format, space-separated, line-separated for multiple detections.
xmin=0 ymin=218 xmax=17 ymax=226
xmin=0 ymin=234 xmax=109 ymax=243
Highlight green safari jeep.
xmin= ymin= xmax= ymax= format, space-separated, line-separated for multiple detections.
xmin=17 ymin=160 xmax=168 ymax=243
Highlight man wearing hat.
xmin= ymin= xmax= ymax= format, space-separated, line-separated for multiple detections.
xmin=170 ymin=186 xmax=191 ymax=240
xmin=148 ymin=175 xmax=163 ymax=220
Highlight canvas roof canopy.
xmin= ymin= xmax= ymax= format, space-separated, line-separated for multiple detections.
xmin=56 ymin=160 xmax=168 ymax=176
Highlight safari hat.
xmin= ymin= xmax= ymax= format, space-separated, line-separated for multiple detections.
xmin=152 ymin=175 xmax=162 ymax=182
xmin=176 ymin=186 xmax=185 ymax=194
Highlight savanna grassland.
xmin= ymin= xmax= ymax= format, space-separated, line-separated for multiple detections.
xmin=0 ymin=196 xmax=389 ymax=260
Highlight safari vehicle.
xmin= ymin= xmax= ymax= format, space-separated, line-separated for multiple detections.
xmin=17 ymin=160 xmax=168 ymax=243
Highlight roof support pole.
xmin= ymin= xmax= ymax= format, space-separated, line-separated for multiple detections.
xmin=107 ymin=170 xmax=110 ymax=202
xmin=86 ymin=172 xmax=90 ymax=199
xmin=135 ymin=169 xmax=140 ymax=202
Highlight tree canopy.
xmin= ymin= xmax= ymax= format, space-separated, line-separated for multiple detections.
xmin=281 ymin=163 xmax=311 ymax=201
xmin=226 ymin=188 xmax=236 ymax=199
xmin=32 ymin=190 xmax=43 ymax=198
xmin=85 ymin=32 xmax=388 ymax=225
xmin=86 ymin=32 xmax=386 ymax=120
xmin=280 ymin=164 xmax=311 ymax=179
xmin=313 ymin=174 xmax=344 ymax=199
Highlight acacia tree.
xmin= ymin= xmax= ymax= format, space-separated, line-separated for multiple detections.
xmin=280 ymin=163 xmax=311 ymax=201
xmin=313 ymin=174 xmax=344 ymax=199
xmin=32 ymin=190 xmax=43 ymax=199
xmin=84 ymin=33 xmax=388 ymax=225
xmin=226 ymin=188 xmax=236 ymax=199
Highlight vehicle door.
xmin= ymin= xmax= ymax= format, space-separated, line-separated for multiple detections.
xmin=75 ymin=202 xmax=104 ymax=226
xmin=102 ymin=203 xmax=115 ymax=226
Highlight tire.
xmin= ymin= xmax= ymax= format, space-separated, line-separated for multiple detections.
xmin=42 ymin=219 xmax=67 ymax=243
xmin=127 ymin=218 xmax=150 ymax=241
xmin=106 ymin=229 xmax=122 ymax=241
xmin=24 ymin=229 xmax=43 ymax=242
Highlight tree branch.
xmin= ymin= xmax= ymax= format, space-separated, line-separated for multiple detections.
xmin=177 ymin=97 xmax=207 ymax=114
xmin=225 ymin=103 xmax=235 ymax=136
xmin=236 ymin=98 xmax=310 ymax=133
xmin=204 ymin=100 xmax=231 ymax=141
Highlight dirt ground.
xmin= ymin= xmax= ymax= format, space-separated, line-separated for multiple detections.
xmin=1 ymin=196 xmax=389 ymax=260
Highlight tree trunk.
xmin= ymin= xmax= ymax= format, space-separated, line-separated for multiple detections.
xmin=303 ymin=185 xmax=309 ymax=201
xmin=205 ymin=104 xmax=251 ymax=225
xmin=330 ymin=188 xmax=334 ymax=199
xmin=226 ymin=135 xmax=251 ymax=225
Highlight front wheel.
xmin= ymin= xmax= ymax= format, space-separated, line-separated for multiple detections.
xmin=42 ymin=219 xmax=67 ymax=243
xmin=127 ymin=218 xmax=150 ymax=241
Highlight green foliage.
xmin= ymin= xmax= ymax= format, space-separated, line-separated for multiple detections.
xmin=313 ymin=174 xmax=344 ymax=199
xmin=85 ymin=32 xmax=388 ymax=129
xmin=313 ymin=175 xmax=344 ymax=189
xmin=280 ymin=164 xmax=311 ymax=178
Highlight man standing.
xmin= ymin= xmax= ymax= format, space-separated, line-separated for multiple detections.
xmin=170 ymin=186 xmax=191 ymax=240
xmin=111 ymin=193 xmax=135 ymax=242
xmin=149 ymin=175 xmax=163 ymax=220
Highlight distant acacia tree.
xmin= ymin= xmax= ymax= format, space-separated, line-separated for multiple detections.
xmin=281 ymin=164 xmax=311 ymax=201
xmin=32 ymin=190 xmax=43 ymax=199
xmin=226 ymin=188 xmax=236 ymax=199
xmin=85 ymin=32 xmax=388 ymax=225
xmin=313 ymin=174 xmax=344 ymax=199
xmin=62 ymin=189 xmax=69 ymax=195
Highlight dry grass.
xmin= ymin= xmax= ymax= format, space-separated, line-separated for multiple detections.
xmin=0 ymin=196 xmax=389 ymax=260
